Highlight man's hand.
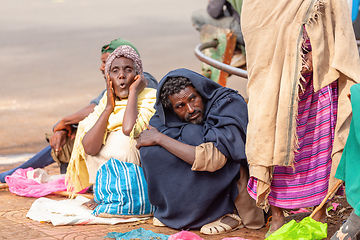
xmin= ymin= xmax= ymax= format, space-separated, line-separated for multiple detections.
xmin=53 ymin=119 xmax=73 ymax=137
xmin=136 ymin=125 xmax=160 ymax=149
xmin=49 ymin=130 xmax=67 ymax=153
xmin=129 ymin=75 xmax=148 ymax=95
xmin=136 ymin=124 xmax=197 ymax=165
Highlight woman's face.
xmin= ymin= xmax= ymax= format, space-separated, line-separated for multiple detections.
xmin=109 ymin=57 xmax=136 ymax=99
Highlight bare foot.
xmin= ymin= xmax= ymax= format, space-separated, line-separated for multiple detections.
xmin=220 ymin=215 xmax=241 ymax=228
xmin=82 ymin=198 xmax=98 ymax=210
xmin=270 ymin=206 xmax=285 ymax=232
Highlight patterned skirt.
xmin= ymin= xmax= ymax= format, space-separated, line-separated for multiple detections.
xmin=247 ymin=74 xmax=339 ymax=209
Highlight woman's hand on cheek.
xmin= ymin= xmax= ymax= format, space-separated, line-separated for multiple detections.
xmin=130 ymin=75 xmax=148 ymax=95
xmin=106 ymin=74 xmax=115 ymax=111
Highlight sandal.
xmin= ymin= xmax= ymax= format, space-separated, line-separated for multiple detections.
xmin=265 ymin=225 xmax=275 ymax=238
xmin=153 ymin=217 xmax=166 ymax=227
xmin=200 ymin=213 xmax=244 ymax=235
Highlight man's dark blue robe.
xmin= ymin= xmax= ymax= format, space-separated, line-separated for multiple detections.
xmin=140 ymin=68 xmax=248 ymax=229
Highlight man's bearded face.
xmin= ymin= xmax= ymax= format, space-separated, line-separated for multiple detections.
xmin=168 ymin=86 xmax=204 ymax=124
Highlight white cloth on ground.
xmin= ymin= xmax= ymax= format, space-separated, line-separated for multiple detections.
xmin=26 ymin=196 xmax=149 ymax=226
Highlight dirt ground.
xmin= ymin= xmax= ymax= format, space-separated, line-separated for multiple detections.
xmin=0 ymin=161 xmax=352 ymax=240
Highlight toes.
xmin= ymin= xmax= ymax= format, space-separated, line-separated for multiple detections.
xmin=82 ymin=199 xmax=98 ymax=210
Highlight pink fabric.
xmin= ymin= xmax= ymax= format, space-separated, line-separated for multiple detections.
xmin=222 ymin=238 xmax=252 ymax=240
xmin=5 ymin=167 xmax=67 ymax=197
xmin=289 ymin=208 xmax=310 ymax=214
xmin=332 ymin=203 xmax=340 ymax=211
xmin=168 ymin=231 xmax=204 ymax=240
xmin=168 ymin=231 xmax=252 ymax=240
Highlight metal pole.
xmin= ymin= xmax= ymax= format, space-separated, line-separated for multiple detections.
xmin=194 ymin=40 xmax=248 ymax=79
xmin=195 ymin=40 xmax=360 ymax=79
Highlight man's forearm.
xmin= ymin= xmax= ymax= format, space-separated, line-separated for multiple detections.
xmin=157 ymin=133 xmax=196 ymax=165
xmin=60 ymin=103 xmax=96 ymax=126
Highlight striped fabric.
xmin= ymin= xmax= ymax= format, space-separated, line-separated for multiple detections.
xmin=93 ymin=158 xmax=156 ymax=216
xmin=247 ymin=75 xmax=339 ymax=209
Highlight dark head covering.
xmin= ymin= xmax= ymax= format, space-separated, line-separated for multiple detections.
xmin=154 ymin=68 xmax=248 ymax=160
xmin=101 ymin=38 xmax=140 ymax=56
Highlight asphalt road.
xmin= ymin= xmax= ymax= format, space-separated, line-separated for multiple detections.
xmin=0 ymin=0 xmax=249 ymax=156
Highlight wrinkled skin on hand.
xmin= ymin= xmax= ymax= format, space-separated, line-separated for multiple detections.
xmin=106 ymin=73 xmax=116 ymax=112
xmin=136 ymin=125 xmax=160 ymax=149
xmin=53 ymin=119 xmax=74 ymax=137
xmin=130 ymin=74 xmax=148 ymax=95
xmin=49 ymin=130 xmax=67 ymax=152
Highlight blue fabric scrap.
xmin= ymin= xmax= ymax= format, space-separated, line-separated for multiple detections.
xmin=105 ymin=228 xmax=169 ymax=240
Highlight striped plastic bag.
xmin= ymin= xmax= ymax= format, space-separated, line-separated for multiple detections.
xmin=93 ymin=158 xmax=156 ymax=217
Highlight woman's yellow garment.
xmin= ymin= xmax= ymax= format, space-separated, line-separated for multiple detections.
xmin=66 ymin=88 xmax=156 ymax=193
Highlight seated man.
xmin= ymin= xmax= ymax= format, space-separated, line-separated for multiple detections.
xmin=66 ymin=45 xmax=157 ymax=217
xmin=136 ymin=68 xmax=264 ymax=234
xmin=0 ymin=38 xmax=158 ymax=183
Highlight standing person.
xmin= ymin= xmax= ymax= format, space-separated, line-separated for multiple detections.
xmin=331 ymin=84 xmax=360 ymax=240
xmin=0 ymin=38 xmax=158 ymax=183
xmin=191 ymin=0 xmax=245 ymax=67
xmin=241 ymin=0 xmax=360 ymax=237
xmin=136 ymin=68 xmax=264 ymax=234
xmin=66 ymin=45 xmax=157 ymax=217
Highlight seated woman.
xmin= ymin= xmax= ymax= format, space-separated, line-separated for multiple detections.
xmin=65 ymin=45 xmax=157 ymax=217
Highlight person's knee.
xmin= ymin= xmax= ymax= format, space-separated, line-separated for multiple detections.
xmin=181 ymin=124 xmax=203 ymax=145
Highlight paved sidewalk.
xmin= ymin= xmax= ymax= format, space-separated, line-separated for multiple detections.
xmin=0 ymin=163 xmax=267 ymax=240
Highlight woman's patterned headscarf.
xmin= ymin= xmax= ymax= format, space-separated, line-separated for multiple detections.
xmin=105 ymin=45 xmax=143 ymax=77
